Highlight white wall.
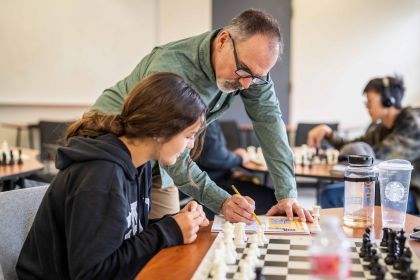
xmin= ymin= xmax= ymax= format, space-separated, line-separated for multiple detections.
xmin=157 ymin=0 xmax=211 ymax=44
xmin=0 ymin=0 xmax=157 ymax=105
xmin=290 ymin=0 xmax=420 ymax=129
xmin=2 ymin=0 xmax=419 ymax=146
xmin=0 ymin=0 xmax=211 ymax=147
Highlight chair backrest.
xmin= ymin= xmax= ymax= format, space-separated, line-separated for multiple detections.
xmin=218 ymin=120 xmax=242 ymax=150
xmin=295 ymin=122 xmax=339 ymax=147
xmin=0 ymin=186 xmax=48 ymax=280
xmin=38 ymin=121 xmax=70 ymax=162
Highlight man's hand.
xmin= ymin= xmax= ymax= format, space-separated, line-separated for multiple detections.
xmin=266 ymin=198 xmax=313 ymax=222
xmin=221 ymin=195 xmax=255 ymax=224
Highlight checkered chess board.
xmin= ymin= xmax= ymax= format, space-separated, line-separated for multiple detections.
xmin=191 ymin=233 xmax=419 ymax=280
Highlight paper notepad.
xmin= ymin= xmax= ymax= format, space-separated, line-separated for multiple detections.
xmin=211 ymin=215 xmax=310 ymax=234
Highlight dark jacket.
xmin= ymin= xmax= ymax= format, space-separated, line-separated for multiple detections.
xmin=196 ymin=121 xmax=242 ymax=185
xmin=328 ymin=107 xmax=420 ymax=210
xmin=16 ymin=134 xmax=183 ymax=280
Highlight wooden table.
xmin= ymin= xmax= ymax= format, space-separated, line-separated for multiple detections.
xmin=0 ymin=148 xmax=44 ymax=190
xmin=136 ymin=207 xmax=420 ymax=280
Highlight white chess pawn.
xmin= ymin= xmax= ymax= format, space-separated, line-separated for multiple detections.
xmin=310 ymin=206 xmax=322 ymax=233
xmin=234 ymin=236 xmax=245 ymax=246
xmin=224 ymin=235 xmax=237 ymax=264
xmin=211 ymin=260 xmax=227 ymax=280
xmin=248 ymin=233 xmax=259 ymax=244
xmin=210 ymin=249 xmax=227 ymax=278
xmin=333 ymin=150 xmax=340 ymax=164
xmin=238 ymin=258 xmax=254 ymax=280
xmin=217 ymin=240 xmax=226 ymax=252
xmin=225 ymin=245 xmax=236 ymax=264
xmin=249 ymin=242 xmax=261 ymax=257
xmin=247 ymin=146 xmax=256 ymax=161
xmin=326 ymin=149 xmax=333 ymax=164
xmin=214 ymin=248 xmax=225 ymax=262
xmin=223 ymin=230 xmax=234 ymax=243
xmin=223 ymin=221 xmax=233 ymax=233
xmin=239 ymin=223 xmax=247 ymax=242
xmin=234 ymin=222 xmax=247 ymax=246
xmin=246 ymin=251 xmax=259 ymax=268
xmin=310 ymin=216 xmax=322 ymax=233
xmin=257 ymin=225 xmax=268 ymax=245
xmin=2 ymin=140 xmax=9 ymax=160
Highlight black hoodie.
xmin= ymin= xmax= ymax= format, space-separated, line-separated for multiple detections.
xmin=16 ymin=134 xmax=183 ymax=279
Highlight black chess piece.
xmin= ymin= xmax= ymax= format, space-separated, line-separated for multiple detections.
xmin=375 ymin=266 xmax=386 ymax=280
xmin=308 ymin=156 xmax=314 ymax=169
xmin=402 ymin=247 xmax=413 ymax=259
xmin=385 ymin=230 xmax=397 ymax=265
xmin=363 ymin=227 xmax=371 ymax=240
xmin=398 ymin=257 xmax=414 ymax=280
xmin=255 ymin=267 xmax=265 ymax=280
xmin=17 ymin=149 xmax=23 ymax=165
xmin=301 ymin=155 xmax=305 ymax=167
xmin=385 ymin=247 xmax=396 ymax=265
xmin=398 ymin=229 xmax=406 ymax=253
xmin=1 ymin=152 xmax=6 ymax=165
xmin=380 ymin=228 xmax=390 ymax=248
xmin=404 ymin=269 xmax=417 ymax=280
xmin=400 ymin=256 xmax=412 ymax=271
xmin=9 ymin=150 xmax=15 ymax=165
xmin=363 ymin=243 xmax=373 ymax=262
xmin=394 ymin=255 xmax=403 ymax=270
xmin=368 ymin=253 xmax=379 ymax=274
xmin=359 ymin=236 xmax=370 ymax=258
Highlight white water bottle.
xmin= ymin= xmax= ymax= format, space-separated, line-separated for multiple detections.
xmin=309 ymin=217 xmax=351 ymax=280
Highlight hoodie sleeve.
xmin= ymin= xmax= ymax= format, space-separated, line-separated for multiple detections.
xmin=65 ymin=171 xmax=183 ymax=280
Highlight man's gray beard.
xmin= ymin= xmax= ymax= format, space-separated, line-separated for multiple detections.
xmin=216 ymin=79 xmax=243 ymax=93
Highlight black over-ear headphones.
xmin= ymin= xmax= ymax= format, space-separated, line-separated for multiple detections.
xmin=381 ymin=77 xmax=396 ymax=107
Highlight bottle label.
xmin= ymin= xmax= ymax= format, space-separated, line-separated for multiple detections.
xmin=310 ymin=255 xmax=350 ymax=277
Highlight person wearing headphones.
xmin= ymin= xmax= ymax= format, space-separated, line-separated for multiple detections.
xmin=307 ymin=76 xmax=420 ymax=215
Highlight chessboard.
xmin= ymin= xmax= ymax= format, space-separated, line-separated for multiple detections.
xmin=294 ymin=145 xmax=340 ymax=166
xmin=1 ymin=141 xmax=27 ymax=166
xmin=246 ymin=145 xmax=341 ymax=167
xmin=192 ymin=231 xmax=419 ymax=280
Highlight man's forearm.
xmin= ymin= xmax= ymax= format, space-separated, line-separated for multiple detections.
xmin=162 ymin=150 xmax=231 ymax=213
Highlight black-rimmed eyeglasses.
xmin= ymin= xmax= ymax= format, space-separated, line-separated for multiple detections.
xmin=229 ymin=34 xmax=269 ymax=86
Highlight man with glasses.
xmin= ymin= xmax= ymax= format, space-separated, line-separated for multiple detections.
xmin=93 ymin=9 xmax=313 ymax=224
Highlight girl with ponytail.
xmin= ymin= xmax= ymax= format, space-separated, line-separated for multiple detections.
xmin=17 ymin=73 xmax=209 ymax=279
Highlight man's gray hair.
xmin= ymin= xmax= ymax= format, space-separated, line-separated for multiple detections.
xmin=224 ymin=9 xmax=283 ymax=56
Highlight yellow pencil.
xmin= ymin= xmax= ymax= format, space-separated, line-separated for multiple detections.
xmin=231 ymin=185 xmax=263 ymax=226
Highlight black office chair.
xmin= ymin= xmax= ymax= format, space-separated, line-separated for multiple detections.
xmin=39 ymin=121 xmax=70 ymax=162
xmin=294 ymin=122 xmax=339 ymax=147
xmin=34 ymin=121 xmax=72 ymax=182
